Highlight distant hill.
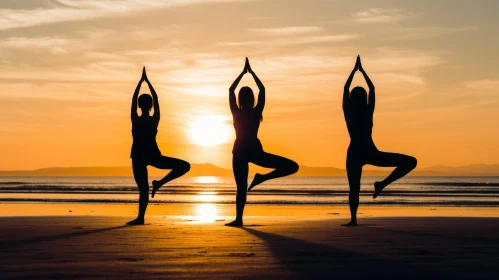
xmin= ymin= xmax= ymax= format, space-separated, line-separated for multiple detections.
xmin=1 ymin=163 xmax=498 ymax=177
xmin=0 ymin=164 xmax=230 ymax=177
xmin=415 ymin=164 xmax=499 ymax=176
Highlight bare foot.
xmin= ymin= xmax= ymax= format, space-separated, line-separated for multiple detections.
xmin=341 ymin=221 xmax=358 ymax=227
xmin=126 ymin=218 xmax=144 ymax=226
xmin=151 ymin=180 xmax=163 ymax=198
xmin=248 ymin=173 xmax=265 ymax=191
xmin=373 ymin=181 xmax=386 ymax=199
xmin=225 ymin=220 xmax=243 ymax=227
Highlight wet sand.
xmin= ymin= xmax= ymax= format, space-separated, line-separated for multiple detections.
xmin=1 ymin=203 xmax=498 ymax=279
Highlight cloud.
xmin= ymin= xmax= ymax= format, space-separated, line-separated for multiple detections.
xmin=244 ymin=26 xmax=359 ymax=44
xmin=464 ymin=79 xmax=499 ymax=90
xmin=353 ymin=8 xmax=423 ymax=23
xmin=218 ymin=34 xmax=358 ymax=47
xmin=249 ymin=26 xmax=324 ymax=36
xmin=290 ymin=35 xmax=359 ymax=44
xmin=391 ymin=26 xmax=477 ymax=40
xmin=217 ymin=41 xmax=264 ymax=47
xmin=0 ymin=0 xmax=253 ymax=30
xmin=367 ymin=48 xmax=442 ymax=72
xmin=2 ymin=37 xmax=70 ymax=54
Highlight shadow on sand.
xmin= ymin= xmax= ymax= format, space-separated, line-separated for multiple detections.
xmin=1 ymin=224 xmax=128 ymax=250
xmin=242 ymin=227 xmax=442 ymax=280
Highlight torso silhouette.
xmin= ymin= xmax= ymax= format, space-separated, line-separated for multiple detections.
xmin=232 ymin=108 xmax=263 ymax=156
xmin=130 ymin=115 xmax=160 ymax=159
xmin=345 ymin=106 xmax=375 ymax=150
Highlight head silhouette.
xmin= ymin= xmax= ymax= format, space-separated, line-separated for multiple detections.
xmin=138 ymin=94 xmax=152 ymax=113
xmin=350 ymin=86 xmax=368 ymax=111
xmin=238 ymin=86 xmax=254 ymax=109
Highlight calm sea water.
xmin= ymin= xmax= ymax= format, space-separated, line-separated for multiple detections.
xmin=0 ymin=176 xmax=498 ymax=206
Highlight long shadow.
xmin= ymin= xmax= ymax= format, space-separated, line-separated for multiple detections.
xmin=242 ymin=227 xmax=442 ymax=280
xmin=364 ymin=217 xmax=499 ymax=242
xmin=1 ymin=225 xmax=128 ymax=250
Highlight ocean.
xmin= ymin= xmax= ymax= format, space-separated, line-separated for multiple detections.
xmin=0 ymin=176 xmax=498 ymax=206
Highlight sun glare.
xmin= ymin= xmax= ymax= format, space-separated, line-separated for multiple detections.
xmin=194 ymin=176 xmax=220 ymax=184
xmin=188 ymin=115 xmax=231 ymax=146
xmin=195 ymin=204 xmax=219 ymax=222
xmin=194 ymin=192 xmax=218 ymax=203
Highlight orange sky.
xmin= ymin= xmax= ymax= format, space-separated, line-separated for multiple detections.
xmin=0 ymin=0 xmax=499 ymax=170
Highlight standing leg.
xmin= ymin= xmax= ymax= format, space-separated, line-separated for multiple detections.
xmin=226 ymin=156 xmax=249 ymax=227
xmin=367 ymin=151 xmax=417 ymax=199
xmin=127 ymin=159 xmax=149 ymax=226
xmin=248 ymin=152 xmax=299 ymax=191
xmin=343 ymin=160 xmax=362 ymax=227
xmin=149 ymin=155 xmax=191 ymax=198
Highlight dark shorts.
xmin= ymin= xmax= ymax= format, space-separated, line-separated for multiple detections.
xmin=131 ymin=152 xmax=163 ymax=166
xmin=347 ymin=143 xmax=379 ymax=166
xmin=232 ymin=138 xmax=264 ymax=159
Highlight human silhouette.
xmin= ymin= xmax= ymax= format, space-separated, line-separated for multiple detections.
xmin=127 ymin=67 xmax=191 ymax=226
xmin=225 ymin=58 xmax=299 ymax=227
xmin=342 ymin=56 xmax=417 ymax=227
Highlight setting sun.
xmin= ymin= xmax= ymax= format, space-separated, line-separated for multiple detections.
xmin=187 ymin=115 xmax=232 ymax=147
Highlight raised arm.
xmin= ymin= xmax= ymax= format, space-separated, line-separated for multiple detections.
xmin=358 ymin=57 xmax=375 ymax=110
xmin=131 ymin=67 xmax=145 ymax=121
xmin=229 ymin=60 xmax=247 ymax=114
xmin=343 ymin=56 xmax=360 ymax=113
xmin=247 ymin=58 xmax=265 ymax=112
xmin=143 ymin=68 xmax=160 ymax=121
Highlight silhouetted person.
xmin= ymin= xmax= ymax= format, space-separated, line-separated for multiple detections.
xmin=342 ymin=56 xmax=417 ymax=227
xmin=226 ymin=58 xmax=299 ymax=227
xmin=127 ymin=67 xmax=190 ymax=226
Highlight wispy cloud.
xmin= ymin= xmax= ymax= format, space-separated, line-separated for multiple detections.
xmin=391 ymin=26 xmax=477 ymax=40
xmin=218 ymin=34 xmax=358 ymax=47
xmin=0 ymin=0 xmax=253 ymax=30
xmin=353 ymin=8 xmax=424 ymax=23
xmin=464 ymin=79 xmax=499 ymax=90
xmin=2 ymin=37 xmax=70 ymax=54
xmin=291 ymin=35 xmax=359 ymax=44
xmin=249 ymin=26 xmax=324 ymax=36
xmin=217 ymin=41 xmax=264 ymax=47
xmin=368 ymin=48 xmax=442 ymax=71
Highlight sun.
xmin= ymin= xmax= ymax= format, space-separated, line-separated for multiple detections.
xmin=187 ymin=115 xmax=231 ymax=146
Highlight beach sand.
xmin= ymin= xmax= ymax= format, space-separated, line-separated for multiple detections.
xmin=1 ymin=203 xmax=498 ymax=279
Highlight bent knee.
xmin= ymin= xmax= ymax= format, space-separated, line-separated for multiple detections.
xmin=181 ymin=161 xmax=191 ymax=173
xmin=407 ymin=156 xmax=417 ymax=170
xmin=287 ymin=160 xmax=299 ymax=175
xmin=410 ymin=157 xmax=418 ymax=169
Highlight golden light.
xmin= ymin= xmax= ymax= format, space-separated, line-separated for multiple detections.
xmin=195 ymin=204 xmax=219 ymax=222
xmin=187 ymin=115 xmax=231 ymax=147
xmin=194 ymin=176 xmax=220 ymax=184
xmin=194 ymin=193 xmax=218 ymax=202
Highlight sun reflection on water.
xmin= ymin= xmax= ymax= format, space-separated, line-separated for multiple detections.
xmin=194 ymin=176 xmax=220 ymax=184
xmin=195 ymin=194 xmax=218 ymax=202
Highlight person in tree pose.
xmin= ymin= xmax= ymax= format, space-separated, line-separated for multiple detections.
xmin=226 ymin=58 xmax=299 ymax=227
xmin=128 ymin=67 xmax=190 ymax=226
xmin=342 ymin=56 xmax=417 ymax=226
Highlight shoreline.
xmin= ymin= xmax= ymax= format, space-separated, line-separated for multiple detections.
xmin=2 ymin=200 xmax=499 ymax=206
xmin=1 ymin=203 xmax=498 ymax=219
